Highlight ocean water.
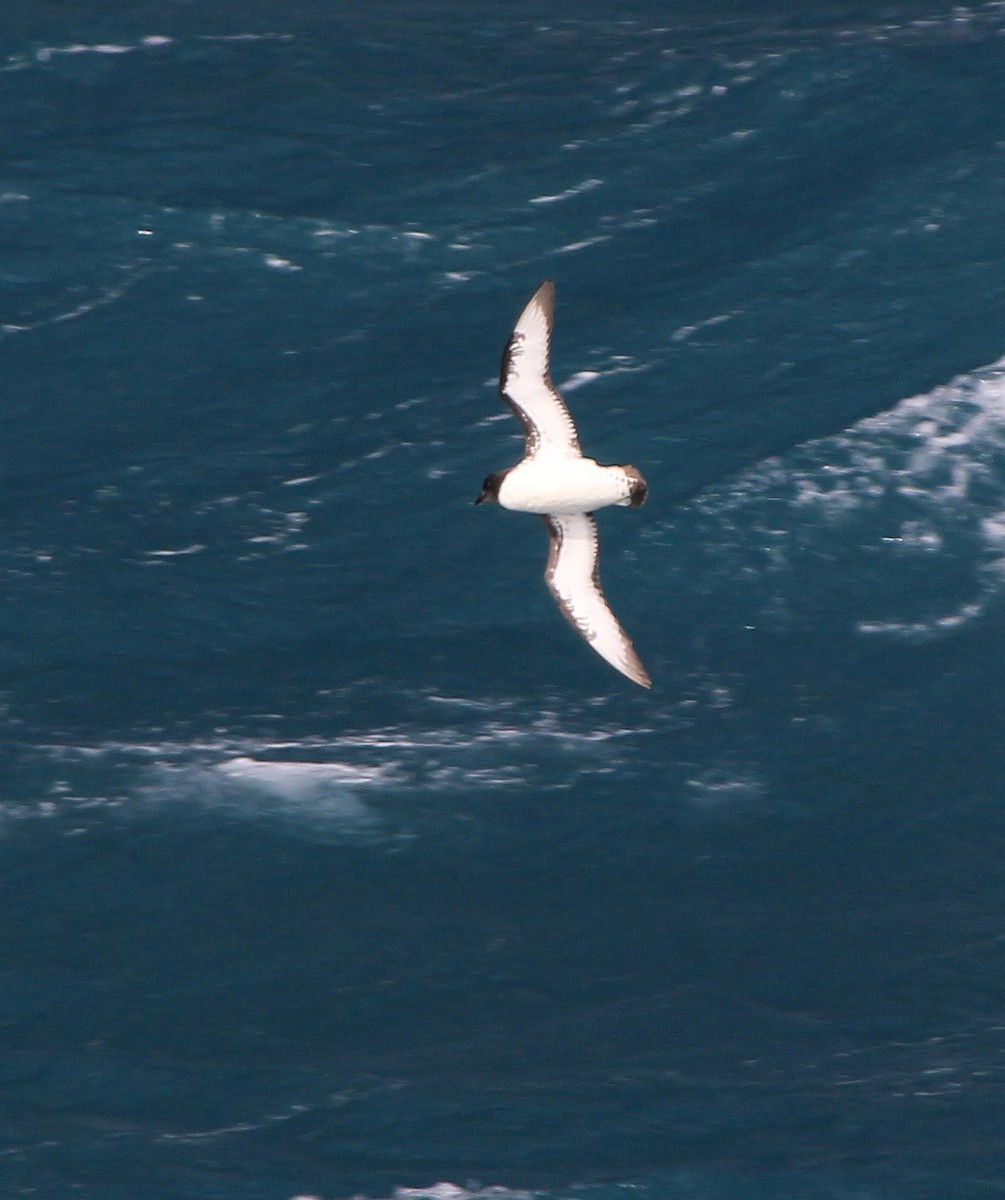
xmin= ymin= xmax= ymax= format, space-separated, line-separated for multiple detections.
xmin=3 ymin=2 xmax=1005 ymax=1197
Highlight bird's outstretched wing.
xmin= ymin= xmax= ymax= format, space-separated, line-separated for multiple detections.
xmin=499 ymin=280 xmax=581 ymax=459
xmin=543 ymin=512 xmax=651 ymax=688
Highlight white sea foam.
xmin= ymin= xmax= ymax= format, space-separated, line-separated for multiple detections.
xmin=263 ymin=253 xmax=302 ymax=271
xmin=529 ymin=178 xmax=603 ymax=205
xmin=558 ymin=357 xmax=649 ymax=393
xmin=136 ymin=757 xmax=387 ymax=843
xmin=17 ymin=707 xmax=654 ymax=838
xmin=684 ymin=767 xmax=767 ymax=811
xmin=671 ymin=312 xmax=737 ymax=342
xmin=665 ymin=356 xmax=1005 ymax=641
xmin=199 ymin=33 xmax=294 ymax=43
xmin=0 ymin=264 xmax=151 ymax=338
xmin=551 ymin=234 xmax=612 ymax=255
xmin=560 ymin=370 xmax=602 ymax=392
xmin=393 ymin=1186 xmax=534 ymax=1200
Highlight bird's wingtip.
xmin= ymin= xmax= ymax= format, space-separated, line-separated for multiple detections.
xmin=532 ymin=279 xmax=556 ymax=314
xmin=627 ymin=659 xmax=653 ymax=689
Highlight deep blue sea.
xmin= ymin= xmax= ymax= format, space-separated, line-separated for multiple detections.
xmin=4 ymin=2 xmax=1005 ymax=1198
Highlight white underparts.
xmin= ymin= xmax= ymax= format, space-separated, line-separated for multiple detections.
xmin=498 ymin=457 xmax=633 ymax=514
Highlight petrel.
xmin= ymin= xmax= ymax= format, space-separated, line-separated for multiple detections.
xmin=475 ymin=280 xmax=651 ymax=689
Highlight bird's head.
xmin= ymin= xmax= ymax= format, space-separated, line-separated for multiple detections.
xmin=474 ymin=471 xmax=506 ymax=505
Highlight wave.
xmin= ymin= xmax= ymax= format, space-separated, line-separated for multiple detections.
xmin=648 ymin=356 xmax=1005 ymax=642
xmin=1 ymin=707 xmax=651 ymax=840
xmin=7 ymin=357 xmax=1005 ymax=841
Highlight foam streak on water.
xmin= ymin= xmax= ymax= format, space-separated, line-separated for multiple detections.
xmin=4 ymin=6 xmax=1005 ymax=1200
xmin=648 ymin=357 xmax=1005 ymax=643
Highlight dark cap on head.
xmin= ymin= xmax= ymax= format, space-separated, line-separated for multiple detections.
xmin=474 ymin=470 xmax=507 ymax=505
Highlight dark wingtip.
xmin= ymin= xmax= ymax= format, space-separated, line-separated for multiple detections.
xmin=534 ymin=279 xmax=556 ymax=320
xmin=623 ymin=466 xmax=648 ymax=508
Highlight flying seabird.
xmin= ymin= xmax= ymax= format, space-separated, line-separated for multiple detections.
xmin=475 ymin=280 xmax=651 ymax=689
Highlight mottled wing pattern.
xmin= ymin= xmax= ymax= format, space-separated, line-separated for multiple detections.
xmin=499 ymin=280 xmax=581 ymax=459
xmin=542 ymin=512 xmax=651 ymax=688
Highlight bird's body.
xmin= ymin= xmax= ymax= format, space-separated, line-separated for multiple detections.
xmin=496 ymin=456 xmax=640 ymax=515
xmin=476 ymin=280 xmax=651 ymax=689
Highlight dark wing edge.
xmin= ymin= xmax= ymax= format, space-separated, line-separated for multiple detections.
xmin=498 ymin=280 xmax=580 ymax=458
xmin=541 ymin=514 xmax=652 ymax=689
